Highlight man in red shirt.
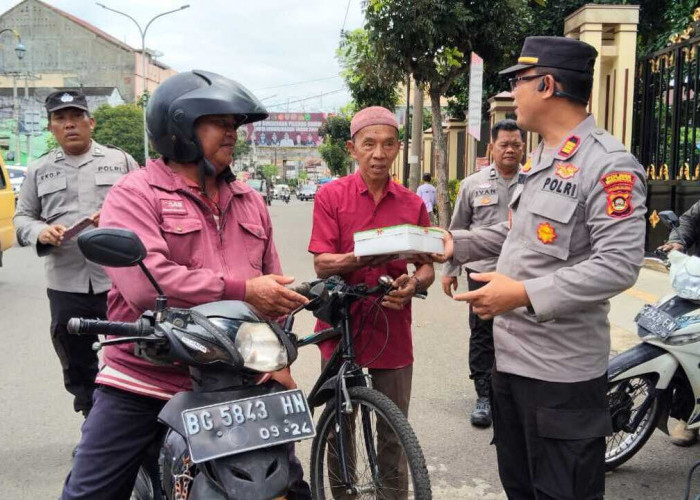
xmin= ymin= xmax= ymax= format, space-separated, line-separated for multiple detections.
xmin=308 ymin=105 xmax=435 ymax=494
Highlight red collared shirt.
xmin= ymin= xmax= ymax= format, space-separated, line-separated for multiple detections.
xmin=308 ymin=171 xmax=430 ymax=369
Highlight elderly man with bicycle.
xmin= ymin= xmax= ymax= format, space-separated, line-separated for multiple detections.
xmin=308 ymin=105 xmax=435 ymax=498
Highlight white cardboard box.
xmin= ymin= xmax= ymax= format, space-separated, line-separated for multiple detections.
xmin=353 ymin=224 xmax=444 ymax=257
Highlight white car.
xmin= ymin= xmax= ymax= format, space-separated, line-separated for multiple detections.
xmin=7 ymin=166 xmax=26 ymax=200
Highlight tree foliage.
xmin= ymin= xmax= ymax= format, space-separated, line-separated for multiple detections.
xmin=446 ymin=0 xmax=700 ymax=120
xmin=92 ymin=104 xmax=156 ymax=165
xmin=364 ymin=0 xmax=530 ymax=227
xmin=318 ymin=115 xmax=353 ymax=176
xmin=338 ymin=28 xmax=403 ymax=110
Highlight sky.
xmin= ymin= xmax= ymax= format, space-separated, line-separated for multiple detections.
xmin=0 ymin=0 xmax=366 ymax=112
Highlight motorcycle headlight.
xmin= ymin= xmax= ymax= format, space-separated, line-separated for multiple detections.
xmin=234 ymin=322 xmax=288 ymax=372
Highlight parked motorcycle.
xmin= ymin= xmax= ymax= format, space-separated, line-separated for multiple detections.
xmin=68 ymin=228 xmax=315 ymax=499
xmin=606 ymin=210 xmax=700 ymax=470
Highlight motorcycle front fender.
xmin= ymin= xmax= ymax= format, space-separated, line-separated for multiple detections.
xmin=608 ymin=342 xmax=679 ymax=390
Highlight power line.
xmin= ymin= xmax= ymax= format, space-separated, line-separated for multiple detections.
xmin=255 ymin=76 xmax=341 ymax=91
xmin=341 ymin=0 xmax=352 ymax=34
xmin=265 ymin=88 xmax=345 ymax=109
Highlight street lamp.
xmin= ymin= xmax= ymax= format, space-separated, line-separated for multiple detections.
xmin=96 ymin=3 xmax=190 ymax=164
xmin=0 ymin=29 xmax=25 ymax=165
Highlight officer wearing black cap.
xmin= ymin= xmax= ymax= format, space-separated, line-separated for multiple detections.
xmin=436 ymin=36 xmax=647 ymax=498
xmin=14 ymin=90 xmax=138 ymax=424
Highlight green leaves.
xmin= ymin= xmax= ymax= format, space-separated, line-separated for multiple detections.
xmin=92 ymin=103 xmax=155 ymax=166
xmin=338 ymin=28 xmax=402 ymax=110
xmin=318 ymin=115 xmax=353 ymax=176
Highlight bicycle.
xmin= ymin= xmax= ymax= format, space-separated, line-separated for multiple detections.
xmin=284 ymin=275 xmax=432 ymax=499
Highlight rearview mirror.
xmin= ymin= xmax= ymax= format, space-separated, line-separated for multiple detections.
xmin=77 ymin=228 xmax=147 ymax=268
xmin=658 ymin=210 xmax=680 ymax=230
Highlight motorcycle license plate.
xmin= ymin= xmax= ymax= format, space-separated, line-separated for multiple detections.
xmin=181 ymin=389 xmax=315 ymax=463
xmin=635 ymin=304 xmax=678 ymax=339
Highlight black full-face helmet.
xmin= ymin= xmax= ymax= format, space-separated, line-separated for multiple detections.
xmin=146 ymin=70 xmax=268 ymax=174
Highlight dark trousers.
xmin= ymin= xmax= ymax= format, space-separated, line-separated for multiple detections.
xmin=467 ymin=269 xmax=495 ymax=397
xmin=322 ymin=360 xmax=413 ymax=499
xmin=47 ymin=288 xmax=107 ymax=415
xmin=63 ymin=385 xmax=311 ymax=500
xmin=491 ymin=370 xmax=612 ymax=500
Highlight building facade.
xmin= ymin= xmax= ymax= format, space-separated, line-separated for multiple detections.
xmin=0 ymin=0 xmax=176 ymax=102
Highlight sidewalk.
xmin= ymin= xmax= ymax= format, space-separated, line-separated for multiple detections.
xmin=609 ymin=267 xmax=672 ymax=354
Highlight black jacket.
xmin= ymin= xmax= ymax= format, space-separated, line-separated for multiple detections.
xmin=668 ymin=201 xmax=700 ymax=256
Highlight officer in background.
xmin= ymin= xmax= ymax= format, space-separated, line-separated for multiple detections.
xmin=442 ymin=119 xmax=523 ymax=428
xmin=434 ymin=37 xmax=646 ymax=499
xmin=14 ymin=90 xmax=138 ymax=422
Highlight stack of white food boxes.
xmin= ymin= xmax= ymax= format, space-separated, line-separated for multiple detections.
xmin=353 ymin=224 xmax=445 ymax=258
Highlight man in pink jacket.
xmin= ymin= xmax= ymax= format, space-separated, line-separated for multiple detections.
xmin=62 ymin=71 xmax=310 ymax=499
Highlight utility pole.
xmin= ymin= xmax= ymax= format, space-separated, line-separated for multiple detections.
xmin=97 ymin=3 xmax=190 ymax=164
xmin=402 ymin=75 xmax=410 ymax=187
xmin=409 ymin=78 xmax=424 ymax=192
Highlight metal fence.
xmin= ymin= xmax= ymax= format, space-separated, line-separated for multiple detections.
xmin=633 ymin=21 xmax=700 ymax=250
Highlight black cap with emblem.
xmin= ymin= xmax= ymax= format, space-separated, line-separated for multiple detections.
xmin=45 ymin=90 xmax=89 ymax=114
xmin=499 ymin=36 xmax=598 ymax=76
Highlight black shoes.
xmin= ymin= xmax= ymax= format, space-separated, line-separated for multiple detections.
xmin=470 ymin=396 xmax=492 ymax=428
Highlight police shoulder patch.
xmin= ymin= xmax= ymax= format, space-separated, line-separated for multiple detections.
xmin=558 ymin=135 xmax=581 ymax=158
xmin=600 ymin=171 xmax=636 ymax=218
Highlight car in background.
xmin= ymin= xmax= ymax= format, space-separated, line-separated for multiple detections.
xmin=245 ymin=178 xmax=271 ymax=206
xmin=7 ymin=166 xmax=26 ymax=200
xmin=297 ymin=184 xmax=317 ymax=201
xmin=272 ymin=184 xmax=290 ymax=200
xmin=0 ymin=158 xmax=16 ymax=267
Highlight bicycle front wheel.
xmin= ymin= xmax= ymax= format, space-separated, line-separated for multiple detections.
xmin=310 ymin=386 xmax=431 ymax=499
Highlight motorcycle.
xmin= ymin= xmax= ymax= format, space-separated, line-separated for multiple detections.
xmin=282 ymin=193 xmax=290 ymax=204
xmin=606 ymin=210 xmax=700 ymax=471
xmin=68 ymin=228 xmax=316 ymax=499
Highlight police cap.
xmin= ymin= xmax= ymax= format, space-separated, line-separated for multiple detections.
xmin=499 ymin=36 xmax=598 ymax=76
xmin=45 ymin=90 xmax=89 ymax=114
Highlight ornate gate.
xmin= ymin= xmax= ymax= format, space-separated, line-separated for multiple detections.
xmin=633 ymin=8 xmax=700 ymax=250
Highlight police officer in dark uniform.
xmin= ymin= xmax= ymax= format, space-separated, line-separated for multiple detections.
xmin=14 ymin=90 xmax=138 ymax=419
xmin=435 ymin=37 xmax=647 ymax=499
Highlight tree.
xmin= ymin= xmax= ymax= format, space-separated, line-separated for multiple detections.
xmin=365 ymin=0 xmax=530 ymax=227
xmin=338 ymin=28 xmax=404 ymax=110
xmin=446 ymin=0 xmax=700 ymax=122
xmin=91 ymin=104 xmax=156 ymax=165
xmin=318 ymin=115 xmax=353 ymax=176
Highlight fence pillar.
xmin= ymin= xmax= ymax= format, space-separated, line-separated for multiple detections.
xmin=564 ymin=4 xmax=640 ymax=147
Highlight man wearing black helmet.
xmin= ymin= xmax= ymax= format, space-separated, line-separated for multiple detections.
xmin=61 ymin=71 xmax=311 ymax=499
xmin=435 ymin=37 xmax=647 ymax=499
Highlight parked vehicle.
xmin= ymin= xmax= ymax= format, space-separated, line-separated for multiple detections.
xmin=68 ymin=228 xmax=315 ymax=499
xmin=272 ymin=184 xmax=289 ymax=200
xmin=7 ymin=166 xmax=26 ymax=201
xmin=286 ymin=275 xmax=432 ymax=498
xmin=297 ymin=184 xmax=316 ymax=201
xmin=245 ymin=178 xmax=271 ymax=206
xmin=606 ymin=210 xmax=700 ymax=471
xmin=0 ymin=158 xmax=15 ymax=267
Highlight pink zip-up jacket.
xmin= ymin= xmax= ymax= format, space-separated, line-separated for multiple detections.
xmin=96 ymin=158 xmax=282 ymax=397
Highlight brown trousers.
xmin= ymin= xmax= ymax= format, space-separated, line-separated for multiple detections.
xmin=321 ymin=359 xmax=413 ymax=500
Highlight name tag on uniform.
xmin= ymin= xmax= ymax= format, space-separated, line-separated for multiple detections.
xmin=161 ymin=199 xmax=188 ymax=216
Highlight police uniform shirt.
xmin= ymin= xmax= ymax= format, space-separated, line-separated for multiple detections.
xmin=444 ymin=164 xmax=518 ymax=276
xmin=450 ymin=115 xmax=647 ymax=383
xmin=14 ymin=141 xmax=139 ymax=293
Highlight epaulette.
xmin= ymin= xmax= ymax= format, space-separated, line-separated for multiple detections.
xmin=591 ymin=129 xmax=626 ymax=153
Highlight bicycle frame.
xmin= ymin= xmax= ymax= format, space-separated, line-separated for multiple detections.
xmin=303 ymin=293 xmax=383 ymax=494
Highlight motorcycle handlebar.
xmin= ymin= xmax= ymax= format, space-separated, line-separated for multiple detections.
xmin=67 ymin=318 xmax=152 ymax=337
xmin=289 ymin=281 xmax=313 ymax=298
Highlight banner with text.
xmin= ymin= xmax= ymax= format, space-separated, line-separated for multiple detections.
xmin=468 ymin=52 xmax=484 ymax=141
xmin=245 ymin=112 xmax=326 ymax=147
